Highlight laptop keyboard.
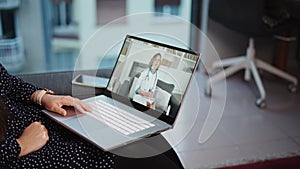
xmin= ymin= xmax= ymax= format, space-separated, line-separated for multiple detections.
xmin=87 ymin=99 xmax=155 ymax=135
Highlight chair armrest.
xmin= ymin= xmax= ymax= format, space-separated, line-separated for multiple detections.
xmin=168 ymin=95 xmax=180 ymax=119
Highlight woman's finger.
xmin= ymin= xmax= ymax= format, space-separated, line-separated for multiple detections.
xmin=79 ymin=101 xmax=92 ymax=112
xmin=52 ymin=105 xmax=67 ymax=116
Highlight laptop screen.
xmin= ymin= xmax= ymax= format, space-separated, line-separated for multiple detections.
xmin=106 ymin=35 xmax=200 ymax=124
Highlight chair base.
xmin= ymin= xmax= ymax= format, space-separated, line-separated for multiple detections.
xmin=205 ymin=38 xmax=298 ymax=108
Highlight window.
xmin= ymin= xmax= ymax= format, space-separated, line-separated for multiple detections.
xmin=6 ymin=0 xmax=193 ymax=75
xmin=154 ymin=0 xmax=181 ymax=16
xmin=96 ymin=0 xmax=126 ymax=25
xmin=52 ymin=0 xmax=77 ymax=38
xmin=0 ymin=10 xmax=16 ymax=39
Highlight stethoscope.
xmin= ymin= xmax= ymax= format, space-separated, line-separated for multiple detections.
xmin=143 ymin=68 xmax=158 ymax=92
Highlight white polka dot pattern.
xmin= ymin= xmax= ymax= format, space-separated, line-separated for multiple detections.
xmin=0 ymin=64 xmax=115 ymax=168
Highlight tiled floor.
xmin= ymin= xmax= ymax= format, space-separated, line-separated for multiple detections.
xmin=162 ymin=63 xmax=300 ymax=169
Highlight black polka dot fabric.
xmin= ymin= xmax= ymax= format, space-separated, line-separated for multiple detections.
xmin=0 ymin=64 xmax=115 ymax=169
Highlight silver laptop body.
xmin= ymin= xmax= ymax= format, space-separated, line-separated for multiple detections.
xmin=42 ymin=35 xmax=200 ymax=151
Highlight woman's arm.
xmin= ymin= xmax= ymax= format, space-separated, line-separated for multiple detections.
xmin=0 ymin=122 xmax=49 ymax=167
xmin=1 ymin=64 xmax=91 ymax=116
xmin=0 ymin=64 xmax=38 ymax=102
xmin=0 ymin=135 xmax=21 ymax=166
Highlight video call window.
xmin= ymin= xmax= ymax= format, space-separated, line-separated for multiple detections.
xmin=107 ymin=36 xmax=198 ymax=117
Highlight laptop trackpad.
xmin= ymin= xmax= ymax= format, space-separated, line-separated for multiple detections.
xmin=43 ymin=106 xmax=84 ymax=121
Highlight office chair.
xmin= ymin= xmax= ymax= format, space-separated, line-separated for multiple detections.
xmin=205 ymin=0 xmax=298 ymax=108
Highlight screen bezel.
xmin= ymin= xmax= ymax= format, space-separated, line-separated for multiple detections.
xmin=103 ymin=35 xmax=200 ymax=126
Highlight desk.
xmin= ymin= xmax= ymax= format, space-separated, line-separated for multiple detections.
xmin=18 ymin=70 xmax=184 ymax=169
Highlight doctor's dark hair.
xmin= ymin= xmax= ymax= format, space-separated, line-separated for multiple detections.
xmin=148 ymin=53 xmax=162 ymax=69
xmin=0 ymin=96 xmax=11 ymax=141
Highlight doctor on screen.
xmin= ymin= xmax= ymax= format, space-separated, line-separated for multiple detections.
xmin=133 ymin=53 xmax=162 ymax=109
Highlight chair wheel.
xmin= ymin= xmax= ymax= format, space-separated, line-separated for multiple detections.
xmin=288 ymin=83 xmax=298 ymax=93
xmin=205 ymin=87 xmax=212 ymax=97
xmin=256 ymin=99 xmax=266 ymax=109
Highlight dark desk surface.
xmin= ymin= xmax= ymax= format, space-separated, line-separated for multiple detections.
xmin=18 ymin=70 xmax=184 ymax=169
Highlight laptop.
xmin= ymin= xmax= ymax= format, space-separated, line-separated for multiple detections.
xmin=42 ymin=35 xmax=200 ymax=151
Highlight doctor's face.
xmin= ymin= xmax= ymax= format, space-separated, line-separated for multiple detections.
xmin=151 ymin=55 xmax=161 ymax=71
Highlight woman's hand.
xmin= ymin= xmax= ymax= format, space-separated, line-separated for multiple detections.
xmin=16 ymin=122 xmax=49 ymax=157
xmin=41 ymin=94 xmax=92 ymax=116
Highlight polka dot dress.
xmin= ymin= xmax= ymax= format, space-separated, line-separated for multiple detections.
xmin=0 ymin=64 xmax=115 ymax=169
